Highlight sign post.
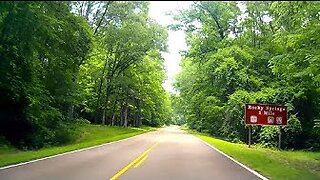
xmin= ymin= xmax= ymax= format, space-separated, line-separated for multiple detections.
xmin=248 ymin=125 xmax=251 ymax=148
xmin=245 ymin=104 xmax=288 ymax=149
xmin=278 ymin=126 xmax=282 ymax=149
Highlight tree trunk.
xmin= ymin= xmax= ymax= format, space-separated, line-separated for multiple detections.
xmin=102 ymin=80 xmax=112 ymax=124
xmin=111 ymin=113 xmax=115 ymax=126
xmin=102 ymin=108 xmax=106 ymax=125
xmin=94 ymin=59 xmax=108 ymax=124
xmin=124 ymin=100 xmax=128 ymax=127
xmin=110 ymin=98 xmax=117 ymax=126
xmin=67 ymin=105 xmax=74 ymax=120
xmin=136 ymin=99 xmax=141 ymax=126
xmin=120 ymin=101 xmax=124 ymax=126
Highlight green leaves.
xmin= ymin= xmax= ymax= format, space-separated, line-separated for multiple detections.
xmin=0 ymin=1 xmax=92 ymax=149
xmin=74 ymin=1 xmax=169 ymax=127
xmin=0 ymin=1 xmax=170 ymax=149
xmin=173 ymin=1 xmax=320 ymax=149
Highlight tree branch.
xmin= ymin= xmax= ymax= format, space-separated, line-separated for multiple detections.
xmin=94 ymin=1 xmax=113 ymax=35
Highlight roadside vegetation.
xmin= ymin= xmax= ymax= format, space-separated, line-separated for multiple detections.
xmin=0 ymin=123 xmax=156 ymax=167
xmin=187 ymin=128 xmax=320 ymax=180
xmin=0 ymin=1 xmax=171 ymax=151
xmin=172 ymin=1 xmax=320 ymax=150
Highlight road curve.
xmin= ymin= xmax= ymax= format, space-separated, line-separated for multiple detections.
xmin=0 ymin=126 xmax=263 ymax=180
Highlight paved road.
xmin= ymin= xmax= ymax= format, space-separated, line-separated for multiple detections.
xmin=0 ymin=126 xmax=263 ymax=180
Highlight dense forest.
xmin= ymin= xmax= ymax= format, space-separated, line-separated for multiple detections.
xmin=1 ymin=1 xmax=319 ymax=151
xmin=173 ymin=1 xmax=320 ymax=150
xmin=0 ymin=1 xmax=172 ymax=149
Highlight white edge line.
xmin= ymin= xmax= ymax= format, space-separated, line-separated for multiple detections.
xmin=195 ymin=136 xmax=269 ymax=180
xmin=0 ymin=130 xmax=156 ymax=170
xmin=180 ymin=129 xmax=269 ymax=180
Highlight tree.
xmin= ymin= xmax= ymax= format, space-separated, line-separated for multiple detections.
xmin=0 ymin=2 xmax=92 ymax=148
xmin=75 ymin=1 xmax=168 ymax=126
xmin=173 ymin=1 xmax=320 ymax=149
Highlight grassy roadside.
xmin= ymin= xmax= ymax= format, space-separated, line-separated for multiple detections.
xmin=0 ymin=125 xmax=157 ymax=168
xmin=185 ymin=128 xmax=320 ymax=180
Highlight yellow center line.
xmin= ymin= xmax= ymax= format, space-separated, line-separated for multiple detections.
xmin=109 ymin=142 xmax=159 ymax=180
xmin=134 ymin=154 xmax=148 ymax=168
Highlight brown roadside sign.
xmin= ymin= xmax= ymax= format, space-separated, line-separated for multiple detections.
xmin=245 ymin=104 xmax=287 ymax=126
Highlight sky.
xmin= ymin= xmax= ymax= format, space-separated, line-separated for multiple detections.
xmin=149 ymin=1 xmax=193 ymax=93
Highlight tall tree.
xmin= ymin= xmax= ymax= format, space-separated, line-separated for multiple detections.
xmin=0 ymin=2 xmax=92 ymax=148
xmin=173 ymin=1 xmax=320 ymax=149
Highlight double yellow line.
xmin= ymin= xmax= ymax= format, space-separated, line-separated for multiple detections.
xmin=110 ymin=142 xmax=159 ymax=180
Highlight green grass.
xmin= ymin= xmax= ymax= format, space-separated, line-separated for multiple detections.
xmin=0 ymin=125 xmax=157 ymax=168
xmin=186 ymin=128 xmax=320 ymax=180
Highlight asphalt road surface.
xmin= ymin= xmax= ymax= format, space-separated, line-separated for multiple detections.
xmin=0 ymin=126 xmax=263 ymax=180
